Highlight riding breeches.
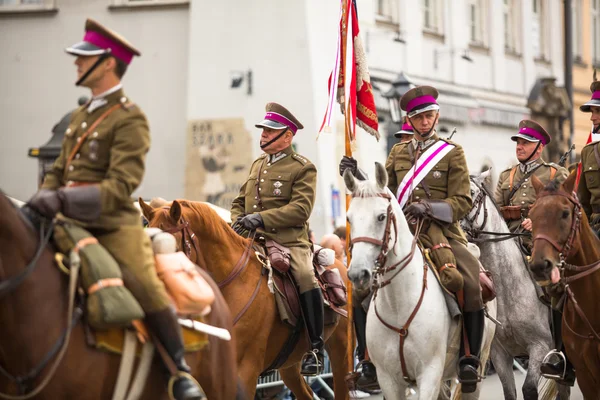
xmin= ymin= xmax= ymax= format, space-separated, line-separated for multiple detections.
xmin=92 ymin=225 xmax=172 ymax=313
xmin=289 ymin=246 xmax=319 ymax=293
xmin=420 ymin=223 xmax=483 ymax=312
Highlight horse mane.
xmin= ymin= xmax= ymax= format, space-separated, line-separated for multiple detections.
xmin=170 ymin=200 xmax=250 ymax=250
xmin=353 ymin=180 xmax=386 ymax=198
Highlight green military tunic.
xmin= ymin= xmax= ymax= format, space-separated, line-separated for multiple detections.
xmin=41 ymin=88 xmax=170 ymax=313
xmin=385 ymin=134 xmax=483 ymax=311
xmin=231 ymin=145 xmax=318 ymax=292
xmin=578 ymin=142 xmax=600 ymax=229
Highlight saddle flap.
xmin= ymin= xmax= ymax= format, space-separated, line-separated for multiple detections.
xmin=154 ymin=252 xmax=215 ymax=316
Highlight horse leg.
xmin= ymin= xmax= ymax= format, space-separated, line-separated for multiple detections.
xmin=279 ymin=363 xmax=314 ymax=400
xmin=490 ymin=339 xmax=517 ymax=400
xmin=522 ymin=344 xmax=547 ymax=400
xmin=415 ymin=369 xmax=443 ymax=400
xmin=237 ymin=356 xmax=262 ymax=399
xmin=324 ymin=318 xmax=350 ymax=400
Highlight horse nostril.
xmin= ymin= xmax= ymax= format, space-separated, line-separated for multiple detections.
xmin=544 ymin=259 xmax=553 ymax=271
xmin=361 ymin=269 xmax=371 ymax=282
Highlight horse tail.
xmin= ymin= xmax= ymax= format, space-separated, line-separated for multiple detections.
xmin=538 ymin=378 xmax=558 ymax=400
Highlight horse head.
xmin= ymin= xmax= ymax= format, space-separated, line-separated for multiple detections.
xmin=461 ymin=169 xmax=494 ymax=235
xmin=528 ymin=171 xmax=584 ymax=285
xmin=344 ymin=162 xmax=412 ymax=291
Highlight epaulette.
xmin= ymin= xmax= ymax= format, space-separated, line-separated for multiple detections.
xmin=390 ymin=142 xmax=409 ymax=151
xmin=119 ymin=96 xmax=136 ymax=110
xmin=439 ymin=137 xmax=460 ymax=147
xmin=583 ymin=141 xmax=598 ymax=151
xmin=292 ymin=153 xmax=309 ymax=165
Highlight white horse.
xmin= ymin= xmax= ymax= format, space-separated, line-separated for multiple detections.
xmin=344 ymin=163 xmax=496 ymax=400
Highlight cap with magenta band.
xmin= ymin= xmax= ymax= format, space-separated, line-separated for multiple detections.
xmin=255 ymin=102 xmax=304 ymax=134
xmin=511 ymin=120 xmax=551 ymax=145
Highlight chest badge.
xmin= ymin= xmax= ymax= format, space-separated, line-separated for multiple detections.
xmin=273 ymin=181 xmax=283 ymax=196
xmin=89 ymin=140 xmax=99 ymax=161
xmin=433 ymin=171 xmax=442 ymax=179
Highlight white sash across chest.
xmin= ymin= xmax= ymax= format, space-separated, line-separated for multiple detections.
xmin=396 ymin=141 xmax=455 ymax=208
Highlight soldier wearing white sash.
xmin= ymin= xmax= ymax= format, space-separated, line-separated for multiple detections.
xmin=340 ymin=86 xmax=484 ymax=393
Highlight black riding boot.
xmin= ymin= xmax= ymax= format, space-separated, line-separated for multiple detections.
xmin=459 ymin=309 xmax=484 ymax=394
xmin=540 ymin=309 xmax=576 ymax=386
xmin=353 ymin=303 xmax=379 ymax=391
xmin=145 ymin=308 xmax=206 ymax=400
xmin=300 ymin=289 xmax=325 ymax=376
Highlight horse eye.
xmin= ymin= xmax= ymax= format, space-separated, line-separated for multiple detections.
xmin=377 ymin=213 xmax=386 ymax=222
xmin=471 ymin=190 xmax=475 ymax=196
xmin=562 ymin=210 xmax=570 ymax=219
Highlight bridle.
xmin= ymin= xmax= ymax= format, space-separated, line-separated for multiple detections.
xmin=462 ymin=178 xmax=530 ymax=244
xmin=349 ymin=191 xmax=425 ymax=383
xmin=532 ymin=189 xmax=600 ymax=341
xmin=160 ymin=207 xmax=267 ymax=325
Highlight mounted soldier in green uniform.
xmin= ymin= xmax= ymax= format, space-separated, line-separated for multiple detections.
xmin=231 ymin=103 xmax=325 ymax=376
xmin=26 ymin=19 xmax=204 ymax=400
xmin=340 ymin=86 xmax=485 ymax=393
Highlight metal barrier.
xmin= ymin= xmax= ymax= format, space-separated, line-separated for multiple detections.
xmin=256 ymin=354 xmax=335 ymax=400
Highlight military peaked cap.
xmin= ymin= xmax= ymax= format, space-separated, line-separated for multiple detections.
xmin=400 ymin=85 xmax=440 ymax=117
xmin=580 ymin=81 xmax=600 ymax=112
xmin=511 ymin=120 xmax=551 ymax=145
xmin=255 ymin=102 xmax=304 ymax=134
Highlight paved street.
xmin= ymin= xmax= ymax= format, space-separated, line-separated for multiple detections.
xmin=364 ymin=372 xmax=584 ymax=399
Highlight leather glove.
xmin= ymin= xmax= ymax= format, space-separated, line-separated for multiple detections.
xmin=404 ymin=202 xmax=429 ymax=221
xmin=26 ymin=189 xmax=62 ymax=219
xmin=240 ymin=213 xmax=264 ymax=230
xmin=339 ymin=156 xmax=358 ymax=177
xmin=440 ymin=266 xmax=464 ymax=293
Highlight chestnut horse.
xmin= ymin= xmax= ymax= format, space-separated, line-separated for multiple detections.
xmin=529 ymin=172 xmax=600 ymax=398
xmin=140 ymin=199 xmax=351 ymax=400
xmin=0 ymin=192 xmax=241 ymax=400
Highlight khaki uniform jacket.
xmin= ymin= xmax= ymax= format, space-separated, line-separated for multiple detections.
xmin=41 ymin=88 xmax=149 ymax=231
xmin=578 ymin=142 xmax=600 ymax=219
xmin=384 ymin=135 xmax=472 ymax=244
xmin=494 ymin=159 xmax=568 ymax=232
xmin=231 ymin=146 xmax=316 ymax=248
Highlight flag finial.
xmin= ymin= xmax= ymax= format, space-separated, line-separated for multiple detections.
xmin=594 ymin=68 xmax=597 ymax=82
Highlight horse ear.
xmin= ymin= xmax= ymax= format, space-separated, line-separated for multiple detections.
xmin=481 ymin=168 xmax=492 ymax=187
xmin=561 ymin=169 xmax=578 ymax=194
xmin=170 ymin=200 xmax=183 ymax=222
xmin=375 ymin=162 xmax=388 ymax=189
xmin=138 ymin=197 xmax=154 ymax=221
xmin=343 ymin=169 xmax=357 ymax=193
xmin=531 ymin=175 xmax=545 ymax=195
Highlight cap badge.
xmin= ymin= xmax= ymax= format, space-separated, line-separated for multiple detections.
xmin=415 ymin=88 xmax=423 ymax=97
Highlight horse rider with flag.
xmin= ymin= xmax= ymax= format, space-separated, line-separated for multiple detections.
xmin=231 ymin=102 xmax=325 ymax=376
xmin=540 ymin=79 xmax=600 ymax=386
xmin=494 ymin=120 xmax=568 ymax=252
xmin=340 ymin=86 xmax=485 ymax=393
xmin=25 ymin=19 xmax=204 ymax=400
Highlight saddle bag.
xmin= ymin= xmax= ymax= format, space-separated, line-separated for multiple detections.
xmin=499 ymin=205 xmax=523 ymax=221
xmin=147 ymin=229 xmax=215 ymax=316
xmin=313 ymin=249 xmax=347 ymax=307
xmin=53 ymin=224 xmax=145 ymax=330
xmin=479 ymin=268 xmax=496 ymax=303
xmin=266 ymin=240 xmax=291 ymax=274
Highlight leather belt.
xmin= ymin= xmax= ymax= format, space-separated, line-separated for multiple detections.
xmin=66 ymin=181 xmax=97 ymax=188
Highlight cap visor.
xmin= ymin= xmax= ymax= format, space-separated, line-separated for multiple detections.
xmin=580 ymin=100 xmax=600 ymax=112
xmin=65 ymin=41 xmax=107 ymax=57
xmin=511 ymin=133 xmax=540 ymax=143
xmin=394 ymin=130 xmax=414 ymax=137
xmin=255 ymin=119 xmax=287 ymax=130
xmin=407 ymin=104 xmax=440 ymax=118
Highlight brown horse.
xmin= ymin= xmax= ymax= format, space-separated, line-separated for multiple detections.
xmin=140 ymin=198 xmax=351 ymax=400
xmin=0 ymin=192 xmax=241 ymax=400
xmin=529 ymin=172 xmax=600 ymax=398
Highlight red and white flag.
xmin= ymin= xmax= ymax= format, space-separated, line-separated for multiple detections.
xmin=319 ymin=0 xmax=379 ymax=141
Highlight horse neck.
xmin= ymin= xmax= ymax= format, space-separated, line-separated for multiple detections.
xmin=0 ymin=210 xmax=67 ymax=372
xmin=190 ymin=222 xmax=253 ymax=283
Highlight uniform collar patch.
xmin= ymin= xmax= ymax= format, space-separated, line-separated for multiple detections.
xmin=412 ymin=137 xmax=437 ymax=151
xmin=270 ymin=151 xmax=289 ymax=164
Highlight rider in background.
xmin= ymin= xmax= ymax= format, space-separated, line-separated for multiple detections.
xmin=340 ymin=86 xmax=485 ymax=393
xmin=231 ymin=102 xmax=325 ymax=376
xmin=494 ymin=120 xmax=568 ymax=252
xmin=26 ymin=19 xmax=203 ymax=400
xmin=542 ymin=79 xmax=600 ymax=386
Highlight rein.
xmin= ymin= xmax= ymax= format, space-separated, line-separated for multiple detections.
xmin=162 ymin=210 xmax=263 ymax=325
xmin=350 ymin=191 xmax=425 ymax=383
xmin=0 ymin=217 xmax=82 ymax=399
xmin=463 ymin=179 xmax=530 ymax=244
xmin=532 ymin=189 xmax=600 ymax=342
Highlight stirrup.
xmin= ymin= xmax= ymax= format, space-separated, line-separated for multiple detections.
xmin=301 ymin=350 xmax=323 ymax=376
xmin=457 ymin=356 xmax=483 ymax=384
xmin=541 ymin=350 xmax=567 ymax=380
xmin=167 ymin=371 xmax=206 ymax=400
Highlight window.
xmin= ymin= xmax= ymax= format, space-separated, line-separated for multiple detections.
xmin=423 ymin=0 xmax=443 ymax=34
xmin=571 ymin=0 xmax=583 ymax=61
xmin=110 ymin=0 xmax=189 ymax=7
xmin=0 ymin=0 xmax=55 ymax=12
xmin=531 ymin=0 xmax=548 ymax=60
xmin=503 ymin=0 xmax=519 ymax=53
xmin=593 ymin=0 xmax=600 ymax=65
xmin=467 ymin=0 xmax=487 ymax=46
xmin=376 ymin=0 xmax=400 ymax=26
